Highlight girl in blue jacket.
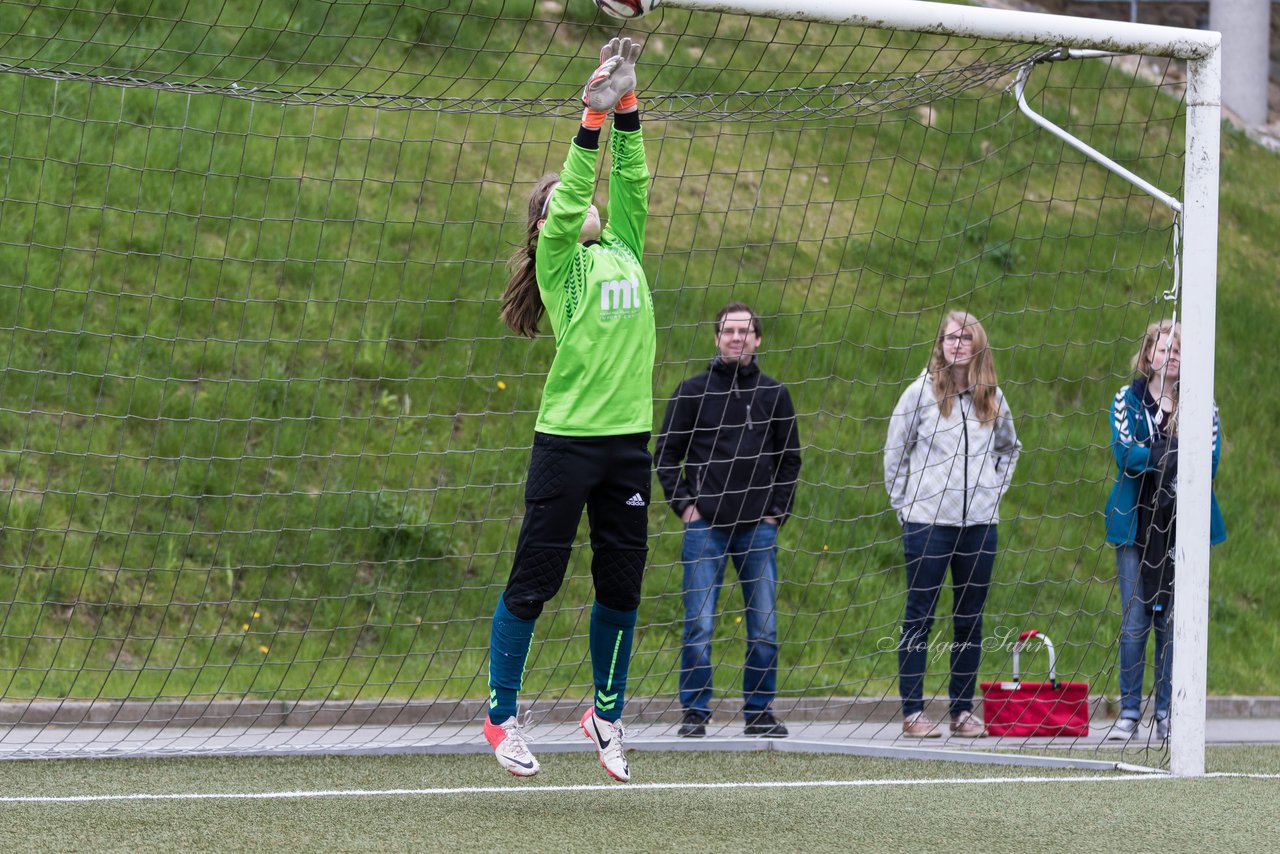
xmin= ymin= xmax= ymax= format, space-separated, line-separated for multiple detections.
xmin=1105 ymin=318 xmax=1225 ymax=741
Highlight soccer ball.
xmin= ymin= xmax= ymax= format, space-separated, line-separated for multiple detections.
xmin=595 ymin=0 xmax=661 ymax=20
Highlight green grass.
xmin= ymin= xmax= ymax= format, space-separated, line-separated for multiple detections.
xmin=0 ymin=747 xmax=1277 ymax=851
xmin=0 ymin=0 xmax=1277 ymax=712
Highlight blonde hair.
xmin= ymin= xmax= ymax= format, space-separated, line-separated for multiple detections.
xmin=928 ymin=311 xmax=999 ymax=424
xmin=1131 ymin=318 xmax=1180 ymax=434
xmin=1131 ymin=318 xmax=1180 ymax=381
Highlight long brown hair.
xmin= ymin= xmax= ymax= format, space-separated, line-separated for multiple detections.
xmin=1131 ymin=317 xmax=1180 ymax=433
xmin=500 ymin=173 xmax=559 ymax=338
xmin=928 ymin=310 xmax=1000 ymax=423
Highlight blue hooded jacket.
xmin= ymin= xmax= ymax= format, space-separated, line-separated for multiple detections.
xmin=1104 ymin=378 xmax=1226 ymax=546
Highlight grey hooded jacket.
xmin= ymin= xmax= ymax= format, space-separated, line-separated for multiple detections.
xmin=883 ymin=372 xmax=1021 ymax=526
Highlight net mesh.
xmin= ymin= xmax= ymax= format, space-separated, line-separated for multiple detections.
xmin=0 ymin=0 xmax=1189 ymax=762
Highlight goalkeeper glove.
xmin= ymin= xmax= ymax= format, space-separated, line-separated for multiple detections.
xmin=582 ymin=55 xmax=622 ymax=129
xmin=581 ymin=38 xmax=643 ymax=127
xmin=609 ymin=37 xmax=643 ymax=113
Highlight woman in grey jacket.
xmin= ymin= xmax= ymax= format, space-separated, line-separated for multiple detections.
xmin=883 ymin=311 xmax=1021 ymax=738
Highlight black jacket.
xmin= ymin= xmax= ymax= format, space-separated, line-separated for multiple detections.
xmin=1136 ymin=437 xmax=1178 ymax=614
xmin=655 ymin=357 xmax=802 ymax=528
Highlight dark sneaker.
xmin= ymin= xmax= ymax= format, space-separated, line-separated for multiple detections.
xmin=744 ymin=711 xmax=788 ymax=738
xmin=678 ymin=710 xmax=708 ymax=738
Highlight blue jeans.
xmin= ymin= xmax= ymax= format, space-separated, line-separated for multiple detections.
xmin=898 ymin=523 xmax=996 ymax=718
xmin=1116 ymin=544 xmax=1171 ymax=721
xmin=679 ymin=520 xmax=779 ymax=717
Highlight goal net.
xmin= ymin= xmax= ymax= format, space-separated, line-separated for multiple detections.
xmin=0 ymin=0 xmax=1219 ymax=771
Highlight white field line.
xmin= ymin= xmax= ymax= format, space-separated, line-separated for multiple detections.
xmin=2 ymin=772 xmax=1277 ymax=804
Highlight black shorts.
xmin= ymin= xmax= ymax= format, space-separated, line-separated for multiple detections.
xmin=504 ymin=431 xmax=651 ymax=616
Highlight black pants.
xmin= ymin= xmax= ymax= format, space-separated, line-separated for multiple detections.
xmin=503 ymin=431 xmax=651 ymax=619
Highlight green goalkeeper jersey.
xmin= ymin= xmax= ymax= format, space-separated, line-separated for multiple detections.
xmin=534 ymin=128 xmax=655 ymax=437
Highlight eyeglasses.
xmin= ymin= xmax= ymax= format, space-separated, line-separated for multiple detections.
xmin=943 ymin=333 xmax=975 ymax=344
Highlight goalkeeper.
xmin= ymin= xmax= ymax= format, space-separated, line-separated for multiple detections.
xmin=485 ymin=37 xmax=652 ymax=783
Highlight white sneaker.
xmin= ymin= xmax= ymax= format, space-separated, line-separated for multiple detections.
xmin=949 ymin=710 xmax=987 ymax=738
xmin=484 ymin=714 xmax=539 ymax=777
xmin=1156 ymin=716 xmax=1170 ymax=741
xmin=901 ymin=711 xmax=942 ymax=738
xmin=1107 ymin=717 xmax=1138 ymax=741
xmin=580 ymin=709 xmax=630 ymax=782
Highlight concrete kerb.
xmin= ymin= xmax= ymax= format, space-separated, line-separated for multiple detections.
xmin=1 ymin=702 xmax=1277 ymax=762
xmin=4 ymin=695 xmax=1279 ymax=728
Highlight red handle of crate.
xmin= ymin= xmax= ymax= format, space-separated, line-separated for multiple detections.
xmin=1011 ymin=629 xmax=1057 ymax=687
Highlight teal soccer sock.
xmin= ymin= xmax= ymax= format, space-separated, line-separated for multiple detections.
xmin=589 ymin=601 xmax=637 ymax=723
xmin=488 ymin=595 xmax=536 ymax=724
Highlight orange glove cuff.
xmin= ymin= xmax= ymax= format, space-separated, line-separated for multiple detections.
xmin=616 ymin=91 xmax=637 ymax=112
xmin=581 ymin=108 xmax=607 ymax=130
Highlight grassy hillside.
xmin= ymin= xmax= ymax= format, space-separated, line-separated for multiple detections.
xmin=0 ymin=1 xmax=1275 ymax=707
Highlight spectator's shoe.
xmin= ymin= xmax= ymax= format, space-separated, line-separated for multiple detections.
xmin=744 ymin=711 xmax=789 ymax=738
xmin=902 ymin=711 xmax=942 ymax=738
xmin=678 ymin=710 xmax=708 ymax=738
xmin=1155 ymin=716 xmax=1170 ymax=741
xmin=581 ymin=709 xmax=630 ymax=782
xmin=949 ymin=710 xmax=986 ymax=738
xmin=1107 ymin=717 xmax=1139 ymax=741
xmin=483 ymin=715 xmax=539 ymax=777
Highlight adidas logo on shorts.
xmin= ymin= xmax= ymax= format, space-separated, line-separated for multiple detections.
xmin=625 ymin=493 xmax=645 ymax=507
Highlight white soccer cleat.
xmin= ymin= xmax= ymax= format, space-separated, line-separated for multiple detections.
xmin=484 ymin=714 xmax=540 ymax=777
xmin=580 ymin=708 xmax=630 ymax=782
